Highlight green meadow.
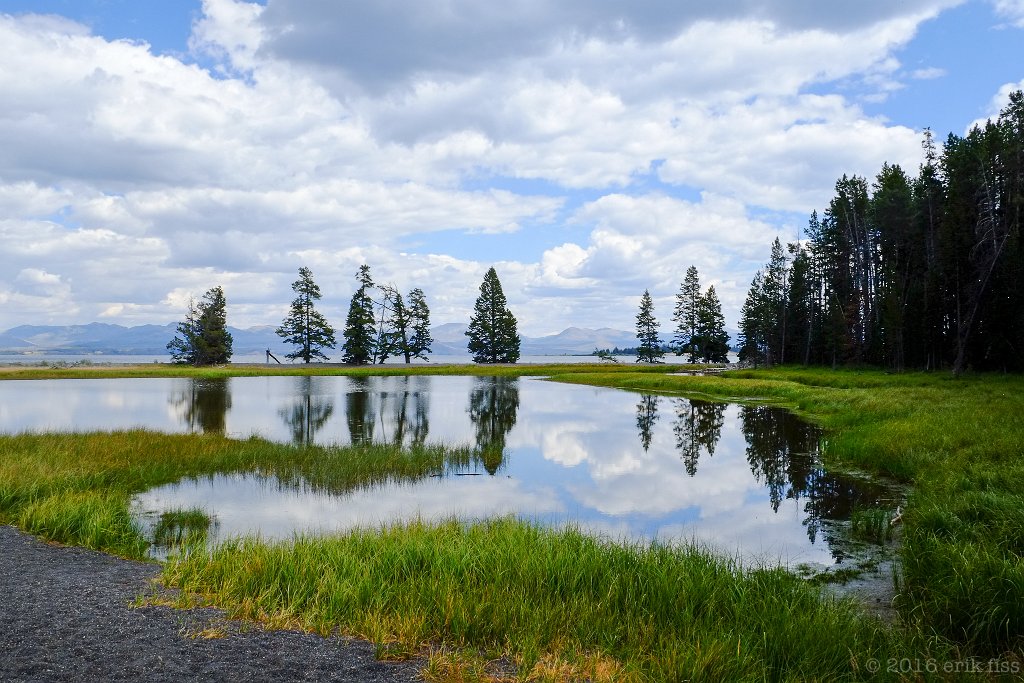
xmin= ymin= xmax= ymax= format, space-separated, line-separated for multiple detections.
xmin=1 ymin=363 xmax=1021 ymax=680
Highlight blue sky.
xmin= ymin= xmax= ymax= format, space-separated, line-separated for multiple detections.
xmin=1 ymin=0 xmax=1022 ymax=336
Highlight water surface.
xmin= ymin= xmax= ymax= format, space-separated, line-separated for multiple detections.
xmin=0 ymin=375 xmax=890 ymax=564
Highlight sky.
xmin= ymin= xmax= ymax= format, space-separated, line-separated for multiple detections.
xmin=1 ymin=0 xmax=1023 ymax=337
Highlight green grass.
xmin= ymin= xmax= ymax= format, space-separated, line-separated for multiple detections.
xmin=0 ymin=430 xmax=474 ymax=555
xmin=554 ymin=367 xmax=1024 ymax=656
xmin=2 ymin=364 xmax=1023 ymax=676
xmin=0 ymin=361 xmax=697 ymax=381
xmin=164 ymin=520 xmax=907 ymax=682
xmin=849 ymin=506 xmax=895 ymax=545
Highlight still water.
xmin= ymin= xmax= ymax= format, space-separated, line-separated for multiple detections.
xmin=0 ymin=375 xmax=889 ymax=565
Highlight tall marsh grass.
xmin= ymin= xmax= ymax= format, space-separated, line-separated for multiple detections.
xmin=164 ymin=519 xmax=901 ymax=681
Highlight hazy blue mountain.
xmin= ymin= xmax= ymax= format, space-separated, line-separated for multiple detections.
xmin=0 ymin=323 xmax=283 ymax=355
xmin=0 ymin=322 xmax=639 ymax=357
xmin=426 ymin=323 xmax=638 ymax=356
xmin=521 ymin=326 xmax=637 ymax=355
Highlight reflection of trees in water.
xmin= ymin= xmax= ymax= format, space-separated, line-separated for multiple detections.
xmin=740 ymin=405 xmax=888 ymax=546
xmin=672 ymin=399 xmax=726 ymax=476
xmin=345 ymin=376 xmax=376 ymax=445
xmin=635 ymin=394 xmax=660 ymax=451
xmin=170 ymin=378 xmax=231 ymax=435
xmin=467 ymin=377 xmax=520 ymax=474
xmin=741 ymin=405 xmax=819 ymax=513
xmin=279 ymin=376 xmax=335 ymax=445
xmin=377 ymin=375 xmax=430 ymax=447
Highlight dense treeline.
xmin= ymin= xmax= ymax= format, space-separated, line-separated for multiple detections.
xmin=740 ymin=91 xmax=1024 ymax=374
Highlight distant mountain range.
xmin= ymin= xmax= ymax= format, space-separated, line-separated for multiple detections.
xmin=0 ymin=322 xmax=640 ymax=357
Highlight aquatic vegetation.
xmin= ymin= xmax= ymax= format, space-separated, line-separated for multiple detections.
xmin=849 ymin=506 xmax=895 ymax=545
xmin=151 ymin=507 xmax=215 ymax=552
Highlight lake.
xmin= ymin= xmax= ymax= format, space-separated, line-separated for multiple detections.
xmin=0 ymin=375 xmax=891 ymax=565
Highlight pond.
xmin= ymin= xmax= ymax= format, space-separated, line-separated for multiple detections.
xmin=0 ymin=375 xmax=893 ymax=565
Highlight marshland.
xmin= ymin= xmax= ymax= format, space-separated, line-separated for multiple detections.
xmin=2 ymin=363 xmax=1022 ymax=680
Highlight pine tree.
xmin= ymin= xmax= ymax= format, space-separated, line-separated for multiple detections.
xmin=672 ymin=266 xmax=702 ymax=362
xmin=377 ymin=285 xmax=432 ymax=363
xmin=763 ymin=237 xmax=788 ymax=365
xmin=167 ymin=286 xmax=233 ymax=366
xmin=784 ymin=241 xmax=815 ymax=366
xmin=466 ymin=267 xmax=520 ymax=363
xmin=376 ymin=284 xmax=407 ymax=363
xmin=276 ymin=267 xmax=336 ymax=363
xmin=741 ymin=89 xmax=1024 ymax=374
xmin=407 ymin=287 xmax=433 ymax=361
xmin=635 ymin=289 xmax=664 ymax=363
xmin=738 ymin=271 xmax=766 ymax=365
xmin=341 ymin=265 xmax=376 ymax=365
xmin=167 ymin=298 xmax=201 ymax=365
xmin=693 ymin=286 xmax=730 ymax=362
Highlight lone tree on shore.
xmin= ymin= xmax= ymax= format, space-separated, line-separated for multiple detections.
xmin=466 ymin=267 xmax=520 ymax=364
xmin=635 ymin=289 xmax=664 ymax=363
xmin=167 ymin=285 xmax=233 ymax=365
xmin=277 ymin=267 xmax=336 ymax=363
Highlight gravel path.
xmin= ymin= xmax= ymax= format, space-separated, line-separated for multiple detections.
xmin=0 ymin=526 xmax=425 ymax=682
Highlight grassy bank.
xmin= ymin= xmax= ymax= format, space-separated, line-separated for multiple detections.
xmin=2 ymin=364 xmax=1022 ymax=676
xmin=0 ymin=430 xmax=473 ymax=556
xmin=0 ymin=360 xmax=693 ymax=381
xmin=554 ymin=367 xmax=1024 ymax=656
xmin=164 ymin=520 xmax=902 ymax=682
xmin=0 ymin=425 xmax=913 ymax=680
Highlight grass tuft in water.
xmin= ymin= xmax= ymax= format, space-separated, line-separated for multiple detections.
xmin=151 ymin=507 xmax=215 ymax=551
xmin=849 ymin=506 xmax=895 ymax=545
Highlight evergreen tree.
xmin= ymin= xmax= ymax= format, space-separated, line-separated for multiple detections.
xmin=693 ymin=286 xmax=730 ymax=362
xmin=871 ymin=162 xmax=916 ymax=370
xmin=738 ymin=271 xmax=767 ymax=365
xmin=377 ymin=285 xmax=432 ymax=363
xmin=167 ymin=286 xmax=233 ymax=366
xmin=276 ymin=267 xmax=336 ymax=363
xmin=672 ymin=266 xmax=702 ymax=361
xmin=466 ymin=267 xmax=520 ymax=363
xmin=341 ymin=264 xmax=376 ymax=365
xmin=376 ymin=284 xmax=407 ymax=364
xmin=167 ymin=298 xmax=201 ymax=365
xmin=784 ymin=240 xmax=815 ymax=366
xmin=407 ymin=287 xmax=433 ymax=361
xmin=635 ymin=289 xmax=664 ymax=363
xmin=743 ymin=90 xmax=1024 ymax=374
xmin=762 ymin=238 xmax=788 ymax=365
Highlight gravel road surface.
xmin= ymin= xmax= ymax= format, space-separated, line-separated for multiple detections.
xmin=0 ymin=525 xmax=424 ymax=682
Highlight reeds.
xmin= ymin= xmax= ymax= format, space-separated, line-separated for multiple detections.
xmin=849 ymin=506 xmax=895 ymax=545
xmin=164 ymin=519 xmax=902 ymax=681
